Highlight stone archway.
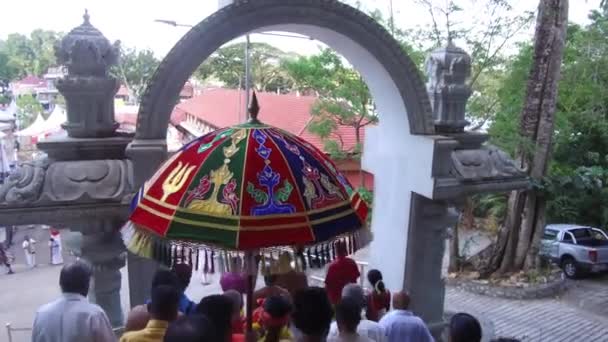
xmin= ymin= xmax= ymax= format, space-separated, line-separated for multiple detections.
xmin=129 ymin=0 xmax=438 ymax=306
xmin=134 ymin=0 xmax=433 ymax=142
xmin=127 ymin=1 xmax=528 ymax=337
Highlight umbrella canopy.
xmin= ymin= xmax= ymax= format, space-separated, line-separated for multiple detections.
xmin=124 ymin=95 xmax=369 ymax=262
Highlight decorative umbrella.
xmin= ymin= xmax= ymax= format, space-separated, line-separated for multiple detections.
xmin=123 ymin=93 xmax=370 ymax=332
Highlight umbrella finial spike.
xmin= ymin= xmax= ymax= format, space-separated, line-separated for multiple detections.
xmin=248 ymin=91 xmax=260 ymax=123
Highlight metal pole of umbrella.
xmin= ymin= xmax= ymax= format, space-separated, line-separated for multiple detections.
xmin=244 ymin=34 xmax=252 ymax=119
xmin=245 ymin=251 xmax=255 ymax=336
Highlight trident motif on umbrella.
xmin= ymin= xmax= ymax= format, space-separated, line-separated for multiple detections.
xmin=161 ymin=161 xmax=196 ymax=202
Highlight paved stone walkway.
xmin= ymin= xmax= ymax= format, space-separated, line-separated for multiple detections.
xmin=446 ymin=286 xmax=608 ymax=342
xmin=562 ymin=274 xmax=608 ymax=318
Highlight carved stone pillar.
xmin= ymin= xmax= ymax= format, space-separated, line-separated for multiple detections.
xmin=125 ymin=139 xmax=167 ymax=306
xmin=54 ymin=10 xmax=120 ymax=138
xmin=80 ymin=222 xmax=126 ymax=327
xmin=404 ymin=194 xmax=459 ymax=339
xmin=426 ymin=40 xmax=472 ymax=133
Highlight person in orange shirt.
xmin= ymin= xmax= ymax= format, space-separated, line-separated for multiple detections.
xmin=325 ymin=241 xmax=360 ymax=305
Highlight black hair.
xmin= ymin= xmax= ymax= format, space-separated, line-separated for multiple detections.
xmin=59 ymin=261 xmax=92 ymax=297
xmin=264 ymin=274 xmax=278 ymax=286
xmin=335 ymin=298 xmax=362 ymax=333
xmin=292 ymin=287 xmax=333 ymax=338
xmin=172 ymin=263 xmax=193 ymax=292
xmin=150 ymin=285 xmax=180 ymax=321
xmin=164 ymin=315 xmax=217 ymax=342
xmin=196 ymin=295 xmax=233 ymax=340
xmin=367 ymin=269 xmax=385 ymax=292
xmin=152 ymin=270 xmax=181 ymax=289
xmin=264 ymin=295 xmax=291 ymax=318
xmin=450 ymin=312 xmax=482 ymax=342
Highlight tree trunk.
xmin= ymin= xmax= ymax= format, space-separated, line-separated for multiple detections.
xmin=486 ymin=0 xmax=568 ymax=277
xmin=514 ymin=191 xmax=538 ymax=269
xmin=461 ymin=197 xmax=475 ymax=230
xmin=498 ymin=191 xmax=525 ymax=274
xmin=449 ymin=220 xmax=461 ymax=273
xmin=355 ymin=127 xmax=364 ymax=188
xmin=525 ymin=197 xmax=547 ymax=270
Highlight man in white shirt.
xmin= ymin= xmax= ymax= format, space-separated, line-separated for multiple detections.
xmin=329 ymin=298 xmax=373 ymax=342
xmin=32 ymin=261 xmax=116 ymax=342
xmin=22 ymin=235 xmax=36 ymax=268
xmin=379 ymin=291 xmax=434 ymax=342
xmin=328 ymin=284 xmax=385 ymax=342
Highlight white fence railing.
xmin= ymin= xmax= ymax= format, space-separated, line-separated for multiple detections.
xmin=6 ymin=322 xmax=124 ymax=342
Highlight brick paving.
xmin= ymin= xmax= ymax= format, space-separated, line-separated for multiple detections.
xmin=446 ymin=286 xmax=608 ymax=342
xmin=562 ymin=274 xmax=608 ymax=318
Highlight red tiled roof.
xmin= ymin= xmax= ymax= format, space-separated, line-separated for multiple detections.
xmin=116 ymin=85 xmax=130 ymax=97
xmin=172 ymin=88 xmax=365 ymax=152
xmin=16 ymin=75 xmax=46 ymax=86
xmin=180 ymin=82 xmax=194 ymax=98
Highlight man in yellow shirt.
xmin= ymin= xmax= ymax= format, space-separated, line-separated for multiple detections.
xmin=120 ymin=285 xmax=180 ymax=342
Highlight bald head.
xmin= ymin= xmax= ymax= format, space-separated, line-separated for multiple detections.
xmin=392 ymin=291 xmax=410 ymax=310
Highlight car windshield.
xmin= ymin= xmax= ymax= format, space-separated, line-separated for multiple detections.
xmin=543 ymin=229 xmax=558 ymax=240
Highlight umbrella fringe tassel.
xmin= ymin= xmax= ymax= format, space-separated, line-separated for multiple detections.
xmin=121 ymin=221 xmax=372 ymax=275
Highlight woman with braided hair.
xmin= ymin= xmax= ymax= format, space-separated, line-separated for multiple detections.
xmin=365 ymin=269 xmax=390 ymax=322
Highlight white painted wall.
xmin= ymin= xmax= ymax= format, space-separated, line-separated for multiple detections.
xmin=259 ymin=24 xmax=437 ymax=292
xmin=217 ymin=0 xmax=233 ymax=9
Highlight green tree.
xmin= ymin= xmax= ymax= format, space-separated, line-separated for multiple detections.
xmin=481 ymin=0 xmax=569 ymax=275
xmin=16 ymin=94 xmax=43 ymax=128
xmin=194 ymin=42 xmax=293 ymax=93
xmin=282 ymin=49 xmax=378 ymax=162
xmin=412 ymin=0 xmax=534 ymax=130
xmin=0 ymin=30 xmax=61 ymax=79
xmin=0 ymin=51 xmax=20 ymax=82
xmin=489 ymin=20 xmax=608 ymax=233
xmin=112 ymin=47 xmax=160 ymax=103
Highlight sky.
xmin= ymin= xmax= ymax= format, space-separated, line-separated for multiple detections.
xmin=0 ymin=0 xmax=602 ymax=59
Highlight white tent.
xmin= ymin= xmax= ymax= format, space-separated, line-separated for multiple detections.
xmin=16 ymin=113 xmax=47 ymax=137
xmin=40 ymin=105 xmax=67 ymax=135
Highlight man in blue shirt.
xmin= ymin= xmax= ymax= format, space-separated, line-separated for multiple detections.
xmin=172 ymin=263 xmax=197 ymax=314
xmin=379 ymin=291 xmax=434 ymax=342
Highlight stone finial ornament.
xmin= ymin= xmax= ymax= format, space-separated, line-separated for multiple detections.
xmin=55 ymin=9 xmax=120 ymax=77
xmin=248 ymin=91 xmax=261 ymax=124
xmin=54 ymin=10 xmax=120 ymax=138
xmin=426 ymin=40 xmax=472 ymax=133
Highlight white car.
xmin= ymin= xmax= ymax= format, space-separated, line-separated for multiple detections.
xmin=540 ymin=224 xmax=608 ymax=279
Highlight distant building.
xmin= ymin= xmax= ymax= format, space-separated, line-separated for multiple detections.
xmin=10 ymin=68 xmax=66 ymax=111
xmin=114 ymin=81 xmax=194 ymax=104
xmin=115 ymin=85 xmax=130 ymax=103
xmin=10 ymin=76 xmax=47 ymax=97
xmin=170 ymin=87 xmax=374 ymax=190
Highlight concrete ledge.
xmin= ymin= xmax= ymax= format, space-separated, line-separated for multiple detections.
xmin=447 ymin=277 xmax=568 ymax=300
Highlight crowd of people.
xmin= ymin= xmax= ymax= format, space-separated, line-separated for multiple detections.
xmin=1 ymin=228 xmax=64 ymax=275
xmin=31 ymin=252 xmax=522 ymax=342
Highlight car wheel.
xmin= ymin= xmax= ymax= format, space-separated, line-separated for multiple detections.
xmin=562 ymin=257 xmax=580 ymax=279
